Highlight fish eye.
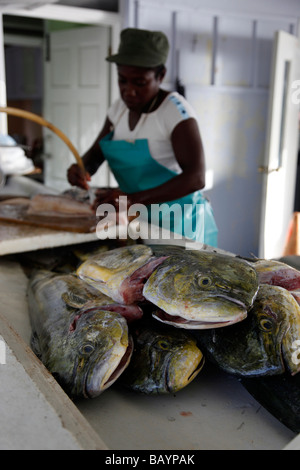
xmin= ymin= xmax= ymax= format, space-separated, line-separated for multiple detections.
xmin=198 ymin=276 xmax=212 ymax=287
xmin=259 ymin=318 xmax=273 ymax=332
xmin=157 ymin=340 xmax=170 ymax=350
xmin=80 ymin=343 xmax=95 ymax=355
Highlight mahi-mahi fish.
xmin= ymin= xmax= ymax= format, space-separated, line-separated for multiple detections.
xmin=143 ymin=249 xmax=259 ymax=329
xmin=27 ymin=271 xmax=135 ymax=398
xmin=194 ymin=284 xmax=300 ymax=377
xmin=27 ymin=193 xmax=94 ymax=217
xmin=120 ymin=319 xmax=204 ymax=394
xmin=76 ymin=244 xmax=168 ymax=304
xmin=249 ymin=258 xmax=300 ymax=291
xmin=76 ymin=244 xmax=259 ymax=328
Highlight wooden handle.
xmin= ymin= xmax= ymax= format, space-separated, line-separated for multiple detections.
xmin=0 ymin=106 xmax=85 ymax=172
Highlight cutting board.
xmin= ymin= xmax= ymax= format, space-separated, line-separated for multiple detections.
xmin=0 ymin=198 xmax=97 ymax=233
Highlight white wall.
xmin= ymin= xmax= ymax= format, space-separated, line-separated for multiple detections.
xmin=120 ymin=0 xmax=300 ymax=256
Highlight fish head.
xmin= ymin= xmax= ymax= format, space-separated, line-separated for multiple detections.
xmin=196 ymin=285 xmax=300 ymax=377
xmin=250 ymin=285 xmax=300 ymax=376
xmin=164 ymin=332 xmax=205 ymax=393
xmin=252 ymin=259 xmax=300 ymax=290
xmin=143 ymin=251 xmax=259 ymax=328
xmin=121 ymin=323 xmax=204 ymax=394
xmin=61 ymin=308 xmax=132 ymax=398
xmin=76 ymin=244 xmax=155 ymax=303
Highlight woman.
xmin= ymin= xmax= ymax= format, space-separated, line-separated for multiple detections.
xmin=67 ymin=28 xmax=218 ymax=246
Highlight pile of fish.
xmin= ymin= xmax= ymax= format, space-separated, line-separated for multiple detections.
xmin=76 ymin=244 xmax=259 ymax=329
xmin=26 ymin=243 xmax=300 ymax=402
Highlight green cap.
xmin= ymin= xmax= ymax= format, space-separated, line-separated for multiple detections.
xmin=106 ymin=28 xmax=169 ymax=67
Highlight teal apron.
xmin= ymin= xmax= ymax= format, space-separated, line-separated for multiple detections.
xmin=99 ymin=132 xmax=218 ymax=246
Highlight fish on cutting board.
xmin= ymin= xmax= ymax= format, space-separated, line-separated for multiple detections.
xmin=0 ymin=193 xmax=98 ymax=232
xmin=27 ymin=193 xmax=94 ymax=217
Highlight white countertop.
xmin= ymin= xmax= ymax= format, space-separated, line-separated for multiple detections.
xmin=0 ymin=259 xmax=106 ymax=450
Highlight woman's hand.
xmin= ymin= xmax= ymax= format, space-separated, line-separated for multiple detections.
xmin=92 ymin=187 xmax=137 ymax=223
xmin=67 ymin=163 xmax=91 ymax=190
xmin=66 ymin=117 xmax=112 ymax=190
xmin=91 ymin=187 xmax=128 ymax=211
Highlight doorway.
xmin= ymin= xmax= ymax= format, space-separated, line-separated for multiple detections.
xmin=4 ymin=16 xmax=44 ymax=180
xmin=0 ymin=5 xmax=120 ymax=189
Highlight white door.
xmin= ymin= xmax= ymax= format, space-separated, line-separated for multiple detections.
xmin=259 ymin=30 xmax=300 ymax=259
xmin=43 ymin=25 xmax=114 ymax=191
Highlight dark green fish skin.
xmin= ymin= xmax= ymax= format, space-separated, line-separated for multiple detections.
xmin=143 ymin=249 xmax=259 ymax=329
xmin=241 ymin=373 xmax=300 ymax=433
xmin=194 ymin=284 xmax=300 ymax=377
xmin=120 ymin=320 xmax=204 ymax=394
xmin=27 ymin=271 xmax=133 ymax=398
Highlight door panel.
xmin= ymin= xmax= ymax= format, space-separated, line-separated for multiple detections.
xmin=44 ymin=25 xmax=113 ymax=191
xmin=259 ymin=30 xmax=300 ymax=259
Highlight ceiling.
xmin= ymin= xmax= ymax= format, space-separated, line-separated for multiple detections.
xmin=0 ymin=0 xmax=118 ymax=12
xmin=1 ymin=0 xmax=119 ymax=37
xmin=0 ymin=0 xmax=58 ymax=8
xmin=57 ymin=0 xmax=118 ymax=11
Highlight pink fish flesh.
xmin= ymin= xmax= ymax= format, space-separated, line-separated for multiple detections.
xmin=252 ymin=259 xmax=300 ymax=291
